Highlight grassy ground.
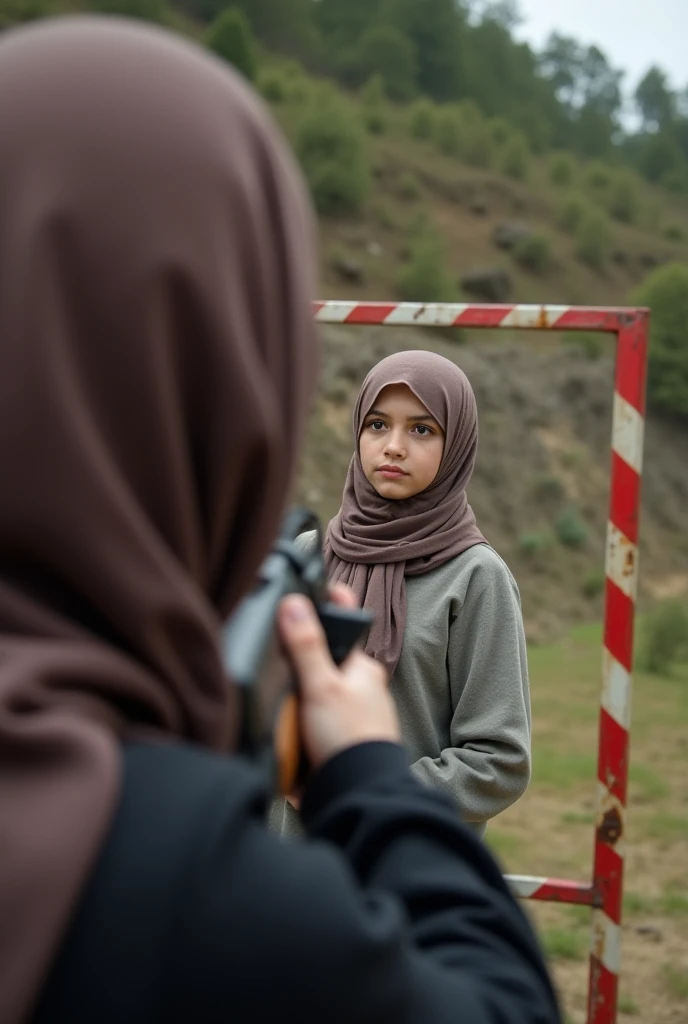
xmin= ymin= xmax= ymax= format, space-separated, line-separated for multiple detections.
xmin=485 ymin=621 xmax=688 ymax=1023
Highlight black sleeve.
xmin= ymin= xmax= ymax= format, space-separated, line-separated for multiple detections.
xmin=170 ymin=742 xmax=560 ymax=1024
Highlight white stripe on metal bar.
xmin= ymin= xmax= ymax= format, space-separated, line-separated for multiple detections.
xmin=505 ymin=874 xmax=547 ymax=898
xmin=383 ymin=303 xmax=469 ymax=326
xmin=612 ymin=392 xmax=644 ymax=473
xmin=605 ymin=522 xmax=638 ymax=601
xmin=498 ymin=305 xmax=570 ymax=328
xmin=314 ymin=302 xmax=359 ymax=323
xmin=590 ymin=910 xmax=621 ymax=975
xmin=601 ymin=649 xmax=633 ymax=732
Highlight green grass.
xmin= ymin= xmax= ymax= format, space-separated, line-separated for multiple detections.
xmin=660 ymin=890 xmax=688 ymax=916
xmin=618 ymin=994 xmax=640 ymax=1015
xmin=561 ymin=811 xmax=595 ymax=826
xmin=542 ymin=927 xmax=587 ymax=961
xmin=664 ymin=964 xmax=688 ymax=1000
xmin=645 ymin=814 xmax=688 ymax=841
xmin=532 ymin=748 xmax=596 ymax=789
xmin=485 ymin=830 xmax=525 ymax=862
xmin=629 ymin=764 xmax=671 ymax=801
xmin=624 ymin=891 xmax=655 ymax=915
xmin=624 ymin=888 xmax=688 ymax=918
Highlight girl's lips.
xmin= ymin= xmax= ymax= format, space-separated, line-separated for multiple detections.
xmin=378 ymin=466 xmax=408 ymax=478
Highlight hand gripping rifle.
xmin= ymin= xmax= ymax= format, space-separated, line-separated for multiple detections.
xmin=222 ymin=508 xmax=372 ymax=795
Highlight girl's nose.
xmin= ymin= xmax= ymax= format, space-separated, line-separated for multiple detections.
xmin=384 ymin=430 xmax=406 ymax=458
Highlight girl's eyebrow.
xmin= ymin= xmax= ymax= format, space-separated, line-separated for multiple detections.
xmin=367 ymin=408 xmax=438 ymax=424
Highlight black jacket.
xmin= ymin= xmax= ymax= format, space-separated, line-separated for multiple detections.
xmin=34 ymin=740 xmax=559 ymax=1023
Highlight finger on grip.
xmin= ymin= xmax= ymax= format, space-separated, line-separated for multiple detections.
xmin=278 ymin=594 xmax=334 ymax=695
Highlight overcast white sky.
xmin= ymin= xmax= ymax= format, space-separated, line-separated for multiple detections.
xmin=515 ymin=0 xmax=688 ymax=103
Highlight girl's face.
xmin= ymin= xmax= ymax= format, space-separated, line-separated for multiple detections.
xmin=359 ymin=383 xmax=445 ymax=500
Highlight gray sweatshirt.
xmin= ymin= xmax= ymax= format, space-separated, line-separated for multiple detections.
xmin=269 ymin=535 xmax=531 ymax=840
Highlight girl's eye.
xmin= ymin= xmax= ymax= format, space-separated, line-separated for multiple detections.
xmin=413 ymin=424 xmax=433 ymax=436
xmin=368 ymin=420 xmax=386 ymax=431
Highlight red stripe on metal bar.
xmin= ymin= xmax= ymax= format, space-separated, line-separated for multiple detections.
xmin=588 ymin=956 xmax=618 ymax=1024
xmin=597 ymin=709 xmax=629 ymax=804
xmin=593 ymin=843 xmax=624 ymax=925
xmin=529 ymin=880 xmax=595 ymax=905
xmin=609 ymin=451 xmax=641 ymax=545
xmin=603 ymin=580 xmax=634 ymax=672
xmin=615 ymin=317 xmax=649 ymax=415
xmin=556 ymin=309 xmax=623 ymax=332
xmin=454 ymin=305 xmax=516 ymax=327
xmin=344 ymin=303 xmax=399 ymax=324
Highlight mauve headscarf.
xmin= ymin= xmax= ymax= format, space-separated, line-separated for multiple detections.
xmin=325 ymin=350 xmax=486 ymax=677
xmin=0 ymin=16 xmax=318 ymax=1023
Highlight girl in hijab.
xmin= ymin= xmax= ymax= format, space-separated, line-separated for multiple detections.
xmin=0 ymin=16 xmax=558 ymax=1024
xmin=273 ymin=350 xmax=530 ymax=839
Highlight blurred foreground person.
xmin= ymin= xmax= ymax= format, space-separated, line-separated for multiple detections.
xmin=0 ymin=16 xmax=560 ymax=1024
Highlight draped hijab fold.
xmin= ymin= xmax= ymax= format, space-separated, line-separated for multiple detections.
xmin=0 ymin=17 xmax=318 ymax=1022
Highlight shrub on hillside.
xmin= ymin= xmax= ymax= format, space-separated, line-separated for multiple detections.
xmin=355 ymin=25 xmax=417 ymax=101
xmin=396 ymin=230 xmax=456 ymax=303
xmin=360 ymin=74 xmax=387 ymax=135
xmin=555 ymin=506 xmax=588 ymax=548
xmin=584 ymin=160 xmax=613 ymax=193
xmin=518 ymin=531 xmax=552 ymax=557
xmin=500 ymin=131 xmax=530 ymax=180
xmin=205 ymin=8 xmax=257 ymax=81
xmin=489 ymin=117 xmax=511 ymax=145
xmin=608 ymin=170 xmax=640 ymax=225
xmin=513 ymin=233 xmax=552 ymax=274
xmin=435 ymin=107 xmax=462 ymax=157
xmin=661 ymin=167 xmax=688 ymax=195
xmin=557 ymin=194 xmax=588 ymax=234
xmin=549 ymin=153 xmax=575 ymax=187
xmin=664 ymin=225 xmax=684 ymax=242
xmin=641 ymin=600 xmax=688 ymax=676
xmin=564 ymin=332 xmax=604 ymax=359
xmin=574 ymin=209 xmax=610 ymax=270
xmin=398 ymin=171 xmax=421 ymax=201
xmin=633 ymin=262 xmax=688 ymax=421
xmin=582 ymin=568 xmax=605 ymax=599
xmin=296 ymin=98 xmax=370 ymax=217
xmin=259 ymin=71 xmax=288 ymax=103
xmin=409 ymin=99 xmax=436 ymax=140
xmin=459 ymin=109 xmax=494 ymax=169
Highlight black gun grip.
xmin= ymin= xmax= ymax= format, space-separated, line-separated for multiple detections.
xmin=318 ymin=603 xmax=372 ymax=666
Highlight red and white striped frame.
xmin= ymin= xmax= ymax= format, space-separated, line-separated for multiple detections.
xmin=313 ymin=301 xmax=649 ymax=1024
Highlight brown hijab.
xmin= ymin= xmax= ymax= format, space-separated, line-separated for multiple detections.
xmin=325 ymin=351 xmax=486 ymax=677
xmin=0 ymin=16 xmax=318 ymax=1023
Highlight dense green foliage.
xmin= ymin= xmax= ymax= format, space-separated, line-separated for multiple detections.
xmin=396 ymin=228 xmax=456 ymax=302
xmin=205 ymin=7 xmax=257 ymax=80
xmin=4 ymin=0 xmax=688 ymax=191
xmin=640 ymin=600 xmax=688 ymax=675
xmin=633 ymin=263 xmax=688 ymax=421
xmin=513 ymin=233 xmax=552 ymax=274
xmin=295 ymin=95 xmax=370 ymax=216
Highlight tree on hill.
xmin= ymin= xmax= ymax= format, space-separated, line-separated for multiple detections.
xmin=635 ymin=67 xmax=676 ymax=133
xmin=633 ymin=263 xmax=688 ymax=423
xmin=338 ymin=24 xmax=417 ymax=101
xmin=381 ymin=0 xmax=464 ymax=101
xmin=205 ymin=8 xmax=257 ymax=82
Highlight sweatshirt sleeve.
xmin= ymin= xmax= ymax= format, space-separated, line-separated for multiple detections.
xmin=172 ymin=742 xmax=558 ymax=1024
xmin=410 ymin=551 xmax=532 ymax=824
